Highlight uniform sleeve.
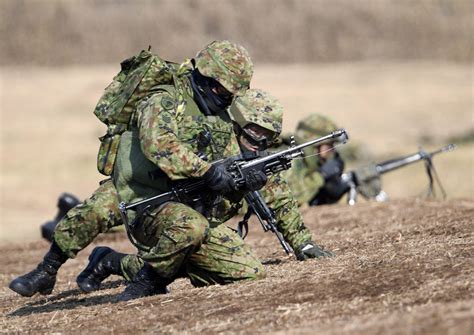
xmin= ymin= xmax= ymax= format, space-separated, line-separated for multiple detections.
xmin=260 ymin=173 xmax=313 ymax=250
xmin=137 ymin=92 xmax=211 ymax=180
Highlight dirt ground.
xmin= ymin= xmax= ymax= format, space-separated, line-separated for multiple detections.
xmin=1 ymin=62 xmax=473 ymax=244
xmin=0 ymin=199 xmax=472 ymax=334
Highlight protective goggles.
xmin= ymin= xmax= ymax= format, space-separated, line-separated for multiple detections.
xmin=242 ymin=124 xmax=277 ymax=150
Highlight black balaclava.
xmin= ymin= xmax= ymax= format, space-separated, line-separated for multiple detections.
xmin=190 ymin=69 xmax=233 ymax=116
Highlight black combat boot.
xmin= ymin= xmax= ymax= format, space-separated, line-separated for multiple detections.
xmin=41 ymin=193 xmax=81 ymax=242
xmin=116 ymin=263 xmax=169 ymax=302
xmin=9 ymin=242 xmax=68 ymax=297
xmin=76 ymin=246 xmax=126 ymax=293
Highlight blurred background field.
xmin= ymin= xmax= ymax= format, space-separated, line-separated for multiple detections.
xmin=0 ymin=0 xmax=473 ymax=243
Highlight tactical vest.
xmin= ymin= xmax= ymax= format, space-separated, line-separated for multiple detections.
xmin=114 ymin=81 xmax=236 ymax=205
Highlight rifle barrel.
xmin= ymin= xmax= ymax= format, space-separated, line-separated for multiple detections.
xmin=376 ymin=144 xmax=456 ymax=175
xmin=240 ymin=129 xmax=348 ymax=170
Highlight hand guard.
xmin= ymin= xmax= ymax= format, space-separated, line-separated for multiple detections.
xmin=203 ymin=163 xmax=236 ymax=195
xmin=295 ymin=241 xmax=334 ymax=261
xmin=244 ymin=169 xmax=268 ymax=192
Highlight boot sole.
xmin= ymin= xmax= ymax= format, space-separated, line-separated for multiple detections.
xmin=9 ymin=281 xmax=35 ymax=297
xmin=39 ymin=287 xmax=54 ymax=295
xmin=9 ymin=281 xmax=54 ymax=297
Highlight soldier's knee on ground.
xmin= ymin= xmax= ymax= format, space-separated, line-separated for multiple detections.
xmin=139 ymin=203 xmax=210 ymax=279
xmin=242 ymin=258 xmax=266 ymax=281
xmin=253 ymin=262 xmax=267 ymax=280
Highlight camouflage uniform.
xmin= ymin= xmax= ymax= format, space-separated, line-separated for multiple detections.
xmin=53 ymin=180 xmax=121 ymax=258
xmin=117 ymin=89 xmax=314 ymax=285
xmin=282 ymin=114 xmax=339 ymax=206
xmin=113 ymin=68 xmax=263 ymax=284
xmin=8 ymin=40 xmax=255 ymax=298
xmin=73 ymin=40 xmax=261 ymax=284
xmin=51 ymin=40 xmax=255 ymax=259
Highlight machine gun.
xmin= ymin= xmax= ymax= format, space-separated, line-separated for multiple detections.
xmin=119 ymin=129 xmax=348 ymax=253
xmin=341 ymin=144 xmax=456 ymax=205
xmin=237 ymin=190 xmax=293 ymax=254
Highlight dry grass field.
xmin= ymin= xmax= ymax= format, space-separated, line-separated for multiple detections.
xmin=1 ymin=199 xmax=472 ymax=333
xmin=1 ymin=0 xmax=472 ymax=65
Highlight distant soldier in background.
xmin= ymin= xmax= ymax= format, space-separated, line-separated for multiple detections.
xmin=283 ymin=113 xmax=455 ymax=207
xmin=282 ymin=114 xmax=349 ymax=207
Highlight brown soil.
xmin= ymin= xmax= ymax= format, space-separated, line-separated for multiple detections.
xmin=1 ymin=199 xmax=472 ymax=334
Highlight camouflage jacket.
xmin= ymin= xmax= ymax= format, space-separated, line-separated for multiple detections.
xmin=282 ymin=156 xmax=325 ymax=206
xmin=113 ymin=68 xmax=312 ymax=249
xmin=114 ymin=70 xmax=239 ymax=206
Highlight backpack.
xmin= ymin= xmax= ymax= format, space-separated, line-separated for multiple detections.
xmin=94 ymin=49 xmax=179 ymax=176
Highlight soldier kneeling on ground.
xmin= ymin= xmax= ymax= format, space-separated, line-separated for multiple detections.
xmin=9 ymin=40 xmax=254 ymax=297
xmin=77 ymin=88 xmax=333 ymax=302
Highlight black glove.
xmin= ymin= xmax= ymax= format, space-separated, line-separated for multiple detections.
xmin=203 ymin=163 xmax=236 ymax=195
xmin=244 ymin=169 xmax=268 ymax=192
xmin=295 ymin=241 xmax=334 ymax=261
xmin=319 ymin=156 xmax=345 ymax=181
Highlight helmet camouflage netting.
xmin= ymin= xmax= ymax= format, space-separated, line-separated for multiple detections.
xmin=230 ymin=88 xmax=283 ymax=136
xmin=295 ymin=114 xmax=338 ymax=143
xmin=194 ymin=40 xmax=253 ymax=97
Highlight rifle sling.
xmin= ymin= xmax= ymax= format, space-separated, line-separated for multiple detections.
xmin=237 ymin=209 xmax=253 ymax=239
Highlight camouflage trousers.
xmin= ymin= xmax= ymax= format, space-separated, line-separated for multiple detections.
xmin=54 ymin=181 xmax=264 ymax=287
xmin=123 ymin=201 xmax=266 ymax=287
xmin=54 ymin=179 xmax=122 ymax=258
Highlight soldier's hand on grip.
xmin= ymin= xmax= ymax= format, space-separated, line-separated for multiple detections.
xmin=203 ymin=163 xmax=236 ymax=195
xmin=244 ymin=169 xmax=268 ymax=192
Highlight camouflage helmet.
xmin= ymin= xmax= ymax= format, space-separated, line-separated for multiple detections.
xmin=230 ymin=88 xmax=283 ymax=137
xmin=194 ymin=40 xmax=253 ymax=97
xmin=295 ymin=114 xmax=338 ymax=144
xmin=295 ymin=114 xmax=339 ymax=169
